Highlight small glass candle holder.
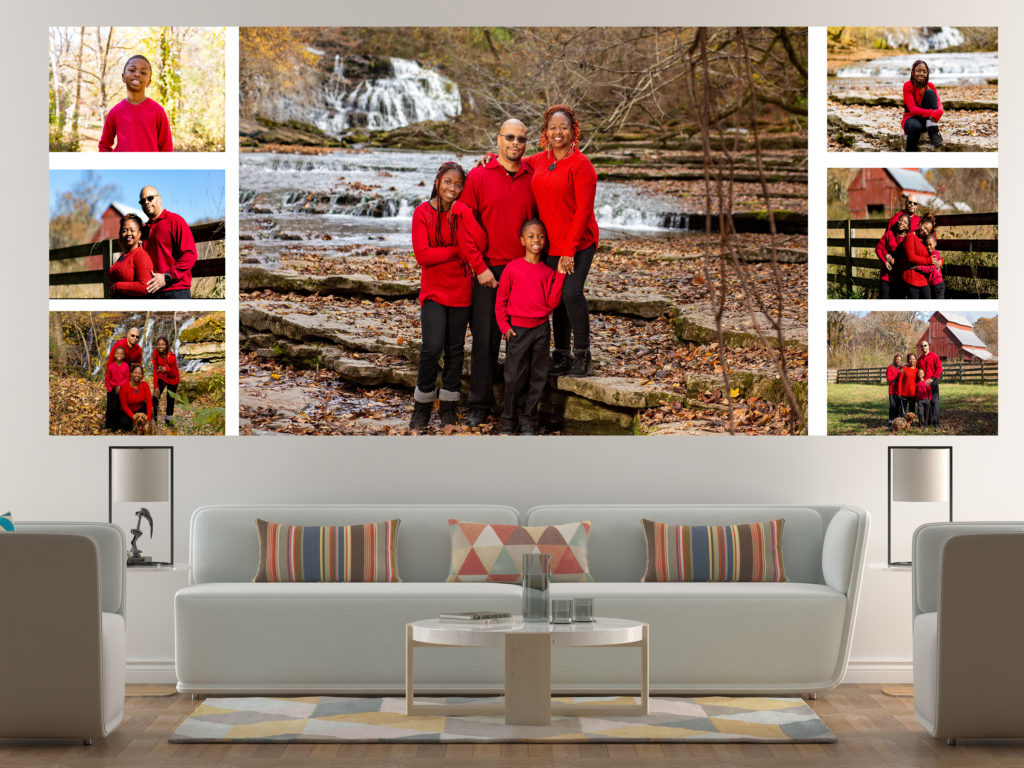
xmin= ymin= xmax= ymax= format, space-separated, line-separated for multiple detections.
xmin=551 ymin=597 xmax=574 ymax=624
xmin=572 ymin=597 xmax=595 ymax=622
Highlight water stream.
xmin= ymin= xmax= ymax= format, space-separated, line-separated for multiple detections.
xmin=834 ymin=52 xmax=998 ymax=86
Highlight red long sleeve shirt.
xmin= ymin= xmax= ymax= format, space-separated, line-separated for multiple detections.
xmin=886 ymin=365 xmax=901 ymax=395
xmin=98 ymin=98 xmax=173 ymax=152
xmin=526 ymin=151 xmax=599 ymax=257
xmin=898 ymin=366 xmax=920 ymax=398
xmin=105 ymin=361 xmax=130 ymax=393
xmin=899 ymin=232 xmax=933 ymax=288
xmin=917 ymin=248 xmax=944 ymax=286
xmin=902 ymin=81 xmax=943 ymax=130
xmin=915 ymin=381 xmax=933 ymax=400
xmin=494 ymin=258 xmax=566 ymax=336
xmin=153 ymin=350 xmax=180 ymax=388
xmin=874 ymin=229 xmax=906 ymax=282
xmin=120 ymin=380 xmax=153 ymax=421
xmin=411 ymin=199 xmax=488 ymax=307
xmin=918 ymin=352 xmax=943 ymax=381
xmin=109 ymin=247 xmax=155 ymax=297
xmin=107 ymin=338 xmax=143 ymax=368
xmin=461 ymin=157 xmax=536 ymax=267
xmin=144 ymin=210 xmax=198 ymax=291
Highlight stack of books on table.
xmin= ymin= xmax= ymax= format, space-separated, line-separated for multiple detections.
xmin=438 ymin=611 xmax=513 ymax=626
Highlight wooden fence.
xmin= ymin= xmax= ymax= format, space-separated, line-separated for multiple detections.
xmin=826 ymin=212 xmax=997 ymax=298
xmin=49 ymin=220 xmax=225 ymax=298
xmin=832 ymin=361 xmax=998 ymax=386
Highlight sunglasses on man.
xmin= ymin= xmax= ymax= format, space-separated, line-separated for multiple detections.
xmin=501 ymin=134 xmax=527 ymax=144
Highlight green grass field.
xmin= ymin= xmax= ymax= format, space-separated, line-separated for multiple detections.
xmin=827 ymin=383 xmax=997 ymax=435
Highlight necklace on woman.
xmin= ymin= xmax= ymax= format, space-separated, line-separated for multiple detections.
xmin=548 ymin=148 xmax=574 ymax=172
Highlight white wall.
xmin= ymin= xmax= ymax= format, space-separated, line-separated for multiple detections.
xmin=3 ymin=1 xmax=1014 ymax=683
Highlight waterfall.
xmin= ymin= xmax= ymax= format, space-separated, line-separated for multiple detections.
xmin=835 ymin=52 xmax=998 ymax=84
xmin=884 ymin=27 xmax=965 ymax=53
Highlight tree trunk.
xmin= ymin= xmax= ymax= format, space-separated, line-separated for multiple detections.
xmin=50 ymin=313 xmax=69 ymax=370
xmin=72 ymin=26 xmax=85 ymax=134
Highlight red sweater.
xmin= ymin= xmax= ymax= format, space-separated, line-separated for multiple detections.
xmin=109 ymin=247 xmax=155 ymax=297
xmin=411 ymin=199 xmax=488 ymax=307
xmin=898 ymin=366 xmax=920 ymax=398
xmin=899 ymin=232 xmax=933 ymax=288
xmin=886 ymin=365 xmax=901 ymax=395
xmin=120 ymin=380 xmax=153 ymax=421
xmin=494 ymin=258 xmax=566 ymax=336
xmin=874 ymin=229 xmax=905 ymax=282
xmin=461 ymin=157 xmax=537 ymax=267
xmin=98 ymin=98 xmax=173 ymax=152
xmin=918 ymin=352 xmax=943 ymax=381
xmin=916 ymin=248 xmax=944 ymax=286
xmin=153 ymin=350 xmax=180 ymax=388
xmin=526 ymin=151 xmax=599 ymax=257
xmin=107 ymin=338 xmax=143 ymax=368
xmin=902 ymin=81 xmax=943 ymax=130
xmin=105 ymin=361 xmax=130 ymax=393
xmin=915 ymin=381 xmax=933 ymax=400
xmin=144 ymin=210 xmax=197 ymax=291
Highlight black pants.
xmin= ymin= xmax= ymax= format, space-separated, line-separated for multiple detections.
xmin=904 ymin=89 xmax=938 ymax=152
xmin=902 ymin=396 xmax=917 ymax=419
xmin=546 ymin=243 xmax=595 ymax=351
xmin=468 ymin=263 xmax=506 ymax=411
xmin=931 ymin=281 xmax=945 ymax=300
xmin=879 ymin=278 xmax=891 ymax=300
xmin=154 ymin=381 xmax=178 ymax=418
xmin=105 ymin=391 xmax=121 ymax=429
xmin=502 ymin=322 xmax=550 ymax=430
xmin=929 ymin=381 xmax=940 ymax=426
xmin=889 ymin=393 xmax=901 ymax=421
xmin=157 ymin=288 xmax=192 ymax=299
xmin=417 ymin=300 xmax=470 ymax=394
xmin=906 ymin=284 xmax=932 ymax=300
xmin=917 ymin=398 xmax=931 ymax=425
xmin=116 ymin=407 xmax=146 ymax=431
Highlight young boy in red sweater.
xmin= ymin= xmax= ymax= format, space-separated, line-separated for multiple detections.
xmin=920 ymin=233 xmax=945 ymax=300
xmin=104 ymin=345 xmax=130 ymax=429
xmin=915 ymin=369 xmax=933 ymax=425
xmin=98 ymin=55 xmax=173 ymax=152
xmin=494 ymin=219 xmax=566 ymax=435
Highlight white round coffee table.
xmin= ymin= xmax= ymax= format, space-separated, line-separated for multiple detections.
xmin=405 ymin=616 xmax=649 ymax=726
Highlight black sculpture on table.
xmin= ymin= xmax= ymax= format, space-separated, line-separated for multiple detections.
xmin=128 ymin=507 xmax=154 ymax=565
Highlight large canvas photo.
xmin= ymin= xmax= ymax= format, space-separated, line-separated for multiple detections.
xmin=238 ymin=27 xmax=809 ymax=436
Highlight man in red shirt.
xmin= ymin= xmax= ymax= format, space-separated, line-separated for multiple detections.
xmin=460 ymin=119 xmax=537 ymax=427
xmin=106 ymin=327 xmax=143 ymax=367
xmin=139 ymin=186 xmax=197 ymax=299
xmin=888 ymin=194 xmax=921 ymax=235
xmin=917 ymin=339 xmax=943 ymax=427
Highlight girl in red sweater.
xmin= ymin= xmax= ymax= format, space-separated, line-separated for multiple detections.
xmin=118 ymin=363 xmax=154 ymax=433
xmin=523 ymin=105 xmax=599 ymax=377
xmin=898 ymin=353 xmax=920 ymax=420
xmin=903 ymin=60 xmax=943 ymax=152
xmin=409 ymin=162 xmax=489 ymax=430
xmin=109 ymin=214 xmax=155 ymax=297
xmin=875 ymin=213 xmax=910 ymax=299
xmin=898 ymin=224 xmax=935 ymax=300
xmin=886 ymin=353 xmax=904 ymax=425
xmin=98 ymin=55 xmax=173 ymax=152
xmin=104 ymin=345 xmax=130 ymax=430
xmin=152 ymin=336 xmax=181 ymax=427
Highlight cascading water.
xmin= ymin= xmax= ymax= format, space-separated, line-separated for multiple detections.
xmin=836 ymin=52 xmax=998 ymax=85
xmin=884 ymin=27 xmax=965 ymax=53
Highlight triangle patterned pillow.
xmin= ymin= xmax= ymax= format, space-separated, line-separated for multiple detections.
xmin=446 ymin=519 xmax=593 ymax=583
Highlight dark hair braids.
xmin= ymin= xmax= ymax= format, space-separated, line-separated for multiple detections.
xmin=429 ymin=161 xmax=466 ymax=246
xmin=539 ymin=104 xmax=581 ymax=153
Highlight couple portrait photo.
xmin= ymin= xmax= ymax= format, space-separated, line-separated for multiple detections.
xmin=238 ymin=26 xmax=810 ymax=436
xmin=49 ymin=169 xmax=226 ymax=300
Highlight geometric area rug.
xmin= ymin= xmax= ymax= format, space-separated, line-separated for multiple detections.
xmin=169 ymin=696 xmax=836 ymax=743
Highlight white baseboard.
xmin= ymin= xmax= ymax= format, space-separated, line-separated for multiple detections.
xmin=842 ymin=660 xmax=913 ymax=684
xmin=125 ymin=658 xmax=915 ymax=686
xmin=126 ymin=659 xmax=177 ymax=684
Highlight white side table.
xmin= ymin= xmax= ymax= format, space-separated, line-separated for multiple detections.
xmin=406 ymin=616 xmax=649 ymax=726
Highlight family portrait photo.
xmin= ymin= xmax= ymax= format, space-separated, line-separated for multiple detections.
xmin=49 ymin=311 xmax=226 ymax=436
xmin=48 ymin=26 xmax=225 ymax=152
xmin=49 ymin=169 xmax=226 ymax=300
xmin=826 ymin=167 xmax=996 ymax=299
xmin=827 ymin=26 xmax=997 ymax=152
xmin=827 ymin=310 xmax=997 ymax=436
xmin=238 ymin=27 xmax=810 ymax=436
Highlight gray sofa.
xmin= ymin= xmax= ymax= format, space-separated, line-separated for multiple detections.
xmin=174 ymin=504 xmax=867 ymax=696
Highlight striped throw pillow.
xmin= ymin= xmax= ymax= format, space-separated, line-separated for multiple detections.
xmin=641 ymin=518 xmax=787 ymax=582
xmin=254 ymin=518 xmax=401 ymax=583
xmin=446 ymin=519 xmax=594 ymax=583
xmin=0 ymin=512 xmax=14 ymax=532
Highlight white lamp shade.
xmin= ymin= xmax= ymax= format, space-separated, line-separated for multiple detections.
xmin=891 ymin=448 xmax=950 ymax=503
xmin=111 ymin=448 xmax=170 ymax=502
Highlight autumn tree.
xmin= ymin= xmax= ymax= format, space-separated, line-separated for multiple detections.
xmin=49 ymin=171 xmax=118 ymax=249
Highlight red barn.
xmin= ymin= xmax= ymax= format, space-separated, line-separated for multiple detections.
xmin=848 ymin=168 xmax=936 ymax=219
xmin=86 ymin=202 xmax=145 ymax=271
xmin=917 ymin=312 xmax=996 ymax=362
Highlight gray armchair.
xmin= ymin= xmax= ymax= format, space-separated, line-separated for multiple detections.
xmin=0 ymin=522 xmax=126 ymax=744
xmin=912 ymin=522 xmax=1024 ymax=744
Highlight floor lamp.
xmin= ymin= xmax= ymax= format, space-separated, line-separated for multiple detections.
xmin=888 ymin=446 xmax=952 ymax=566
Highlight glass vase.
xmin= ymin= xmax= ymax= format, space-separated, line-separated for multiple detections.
xmin=521 ymin=553 xmax=551 ymax=622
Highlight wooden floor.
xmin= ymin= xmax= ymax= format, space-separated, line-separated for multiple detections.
xmin=3 ymin=684 xmax=1024 ymax=767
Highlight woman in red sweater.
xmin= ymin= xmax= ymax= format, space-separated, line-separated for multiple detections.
xmin=109 ymin=214 xmax=155 ymax=298
xmin=524 ymin=105 xmax=599 ymax=377
xmin=897 ymin=352 xmax=920 ymax=421
xmin=118 ymin=363 xmax=154 ymax=433
xmin=903 ymin=60 xmax=943 ymax=152
xmin=886 ymin=353 xmax=904 ymax=425
xmin=897 ymin=223 xmax=935 ymax=300
xmin=152 ymin=335 xmax=181 ymax=427
xmin=409 ymin=161 xmax=489 ymax=430
xmin=875 ymin=213 xmax=910 ymax=299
